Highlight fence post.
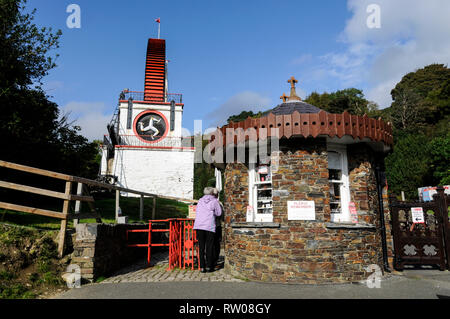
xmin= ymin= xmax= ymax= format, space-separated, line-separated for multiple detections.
xmin=58 ymin=181 xmax=72 ymax=258
xmin=152 ymin=196 xmax=156 ymax=220
xmin=140 ymin=195 xmax=144 ymax=221
xmin=74 ymin=182 xmax=83 ymax=227
xmin=115 ymin=189 xmax=120 ymax=221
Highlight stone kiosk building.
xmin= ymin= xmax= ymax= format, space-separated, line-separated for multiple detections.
xmin=210 ymin=77 xmax=394 ymax=284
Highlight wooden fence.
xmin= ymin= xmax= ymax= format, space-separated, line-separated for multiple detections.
xmin=0 ymin=160 xmax=197 ymax=257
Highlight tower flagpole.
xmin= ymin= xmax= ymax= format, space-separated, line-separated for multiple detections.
xmin=155 ymin=18 xmax=161 ymax=39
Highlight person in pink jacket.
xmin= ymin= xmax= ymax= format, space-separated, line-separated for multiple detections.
xmin=194 ymin=187 xmax=222 ymax=273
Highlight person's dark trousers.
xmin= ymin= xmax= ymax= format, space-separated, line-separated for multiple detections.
xmin=196 ymin=229 xmax=215 ymax=270
xmin=213 ymin=225 xmax=222 ymax=266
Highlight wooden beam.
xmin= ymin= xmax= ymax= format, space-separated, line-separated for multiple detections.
xmin=58 ymin=181 xmax=71 ymax=258
xmin=0 ymin=180 xmax=67 ymax=200
xmin=0 ymin=180 xmax=94 ymax=203
xmin=0 ymin=160 xmax=72 ymax=181
xmin=0 ymin=202 xmax=66 ymax=219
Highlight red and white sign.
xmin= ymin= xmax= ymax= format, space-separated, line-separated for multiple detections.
xmin=188 ymin=205 xmax=196 ymax=219
xmin=349 ymin=202 xmax=358 ymax=224
xmin=288 ymin=201 xmax=315 ymax=221
xmin=411 ymin=207 xmax=425 ymax=224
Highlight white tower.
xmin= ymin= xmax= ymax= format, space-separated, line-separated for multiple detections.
xmin=101 ymin=39 xmax=194 ymax=199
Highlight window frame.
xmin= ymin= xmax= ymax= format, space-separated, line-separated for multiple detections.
xmin=248 ymin=163 xmax=274 ymax=223
xmin=327 ymin=144 xmax=351 ymax=223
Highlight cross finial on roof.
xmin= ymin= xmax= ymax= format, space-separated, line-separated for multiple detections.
xmin=280 ymin=93 xmax=288 ymax=102
xmin=286 ymin=76 xmax=301 ymax=102
xmin=288 ymin=76 xmax=298 ymax=88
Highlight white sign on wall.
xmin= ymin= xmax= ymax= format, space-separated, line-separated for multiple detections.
xmin=411 ymin=207 xmax=425 ymax=224
xmin=288 ymin=201 xmax=315 ymax=221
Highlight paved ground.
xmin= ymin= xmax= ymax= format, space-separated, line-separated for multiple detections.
xmin=100 ymin=251 xmax=243 ymax=284
xmin=54 ymin=251 xmax=450 ymax=299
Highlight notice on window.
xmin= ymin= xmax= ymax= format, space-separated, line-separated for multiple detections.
xmin=411 ymin=207 xmax=425 ymax=224
xmin=349 ymin=202 xmax=358 ymax=224
xmin=288 ymin=201 xmax=315 ymax=221
xmin=188 ymin=205 xmax=196 ymax=219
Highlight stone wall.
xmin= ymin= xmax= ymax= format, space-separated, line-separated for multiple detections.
xmin=71 ymin=223 xmax=147 ymax=282
xmin=223 ymin=138 xmax=386 ymax=284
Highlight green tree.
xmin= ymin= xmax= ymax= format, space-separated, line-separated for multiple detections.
xmin=304 ymin=88 xmax=379 ymax=116
xmin=385 ymin=133 xmax=434 ymax=200
xmin=429 ymin=133 xmax=450 ymax=186
xmin=227 ymin=110 xmax=264 ymax=124
xmin=0 ymin=0 xmax=61 ymax=92
xmin=389 ymin=64 xmax=450 ymax=129
xmin=193 ymin=137 xmax=216 ymax=199
xmin=0 ymin=0 xmax=99 ymax=181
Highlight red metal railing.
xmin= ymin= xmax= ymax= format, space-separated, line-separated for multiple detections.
xmin=121 ymin=91 xmax=183 ymax=104
xmin=126 ymin=219 xmax=199 ymax=271
xmin=106 ymin=135 xmax=195 ymax=149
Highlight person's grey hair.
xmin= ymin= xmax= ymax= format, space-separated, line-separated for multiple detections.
xmin=203 ymin=187 xmax=215 ymax=195
xmin=212 ymin=188 xmax=219 ymax=196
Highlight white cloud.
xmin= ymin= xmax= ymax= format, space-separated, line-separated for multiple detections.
xmin=205 ymin=91 xmax=271 ymax=128
xmin=311 ymin=0 xmax=450 ymax=108
xmin=61 ymin=102 xmax=112 ymax=141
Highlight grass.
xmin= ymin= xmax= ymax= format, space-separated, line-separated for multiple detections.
xmin=0 ymin=194 xmax=189 ymax=231
xmin=0 ymin=224 xmax=65 ymax=299
xmin=0 ymin=193 xmax=190 ymax=298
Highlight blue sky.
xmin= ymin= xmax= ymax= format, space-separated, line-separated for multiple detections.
xmin=27 ymin=0 xmax=450 ymax=140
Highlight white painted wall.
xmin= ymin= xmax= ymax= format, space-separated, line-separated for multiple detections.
xmin=112 ymin=148 xmax=194 ymax=199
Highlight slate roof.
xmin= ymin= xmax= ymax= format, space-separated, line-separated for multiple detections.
xmin=265 ymin=101 xmax=323 ymax=116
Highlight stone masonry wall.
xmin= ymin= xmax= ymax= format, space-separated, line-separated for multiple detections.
xmin=71 ymin=223 xmax=147 ymax=282
xmin=224 ymin=138 xmax=385 ymax=284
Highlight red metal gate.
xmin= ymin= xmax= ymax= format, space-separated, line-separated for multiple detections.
xmin=390 ymin=187 xmax=450 ymax=270
xmin=126 ymin=218 xmax=199 ymax=270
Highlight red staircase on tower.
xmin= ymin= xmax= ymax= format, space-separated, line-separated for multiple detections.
xmin=144 ymin=39 xmax=166 ymax=102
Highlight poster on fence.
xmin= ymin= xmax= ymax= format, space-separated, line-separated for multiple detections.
xmin=411 ymin=207 xmax=425 ymax=224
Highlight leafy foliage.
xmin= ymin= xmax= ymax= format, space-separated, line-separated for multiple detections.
xmin=385 ymin=133 xmax=434 ymax=199
xmin=194 ymin=137 xmax=216 ymax=200
xmin=0 ymin=0 xmax=100 ymax=185
xmin=389 ymin=64 xmax=450 ymax=130
xmin=384 ymin=64 xmax=450 ymax=198
xmin=304 ymin=88 xmax=379 ymax=116
xmin=227 ymin=110 xmax=265 ymax=124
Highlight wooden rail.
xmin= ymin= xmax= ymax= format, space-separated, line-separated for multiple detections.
xmin=0 ymin=160 xmax=197 ymax=258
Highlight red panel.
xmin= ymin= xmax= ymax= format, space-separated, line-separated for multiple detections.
xmin=342 ymin=111 xmax=351 ymax=138
xmin=310 ymin=113 xmax=320 ymax=138
xmin=144 ymin=39 xmax=166 ymax=101
xmin=275 ymin=114 xmax=284 ymax=138
xmin=300 ymin=114 xmax=310 ymax=138
xmin=318 ymin=111 xmax=328 ymax=136
xmin=283 ymin=114 xmax=292 ymax=139
xmin=336 ymin=113 xmax=344 ymax=138
xmin=267 ymin=113 xmax=276 ymax=138
xmin=292 ymin=111 xmax=301 ymax=136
